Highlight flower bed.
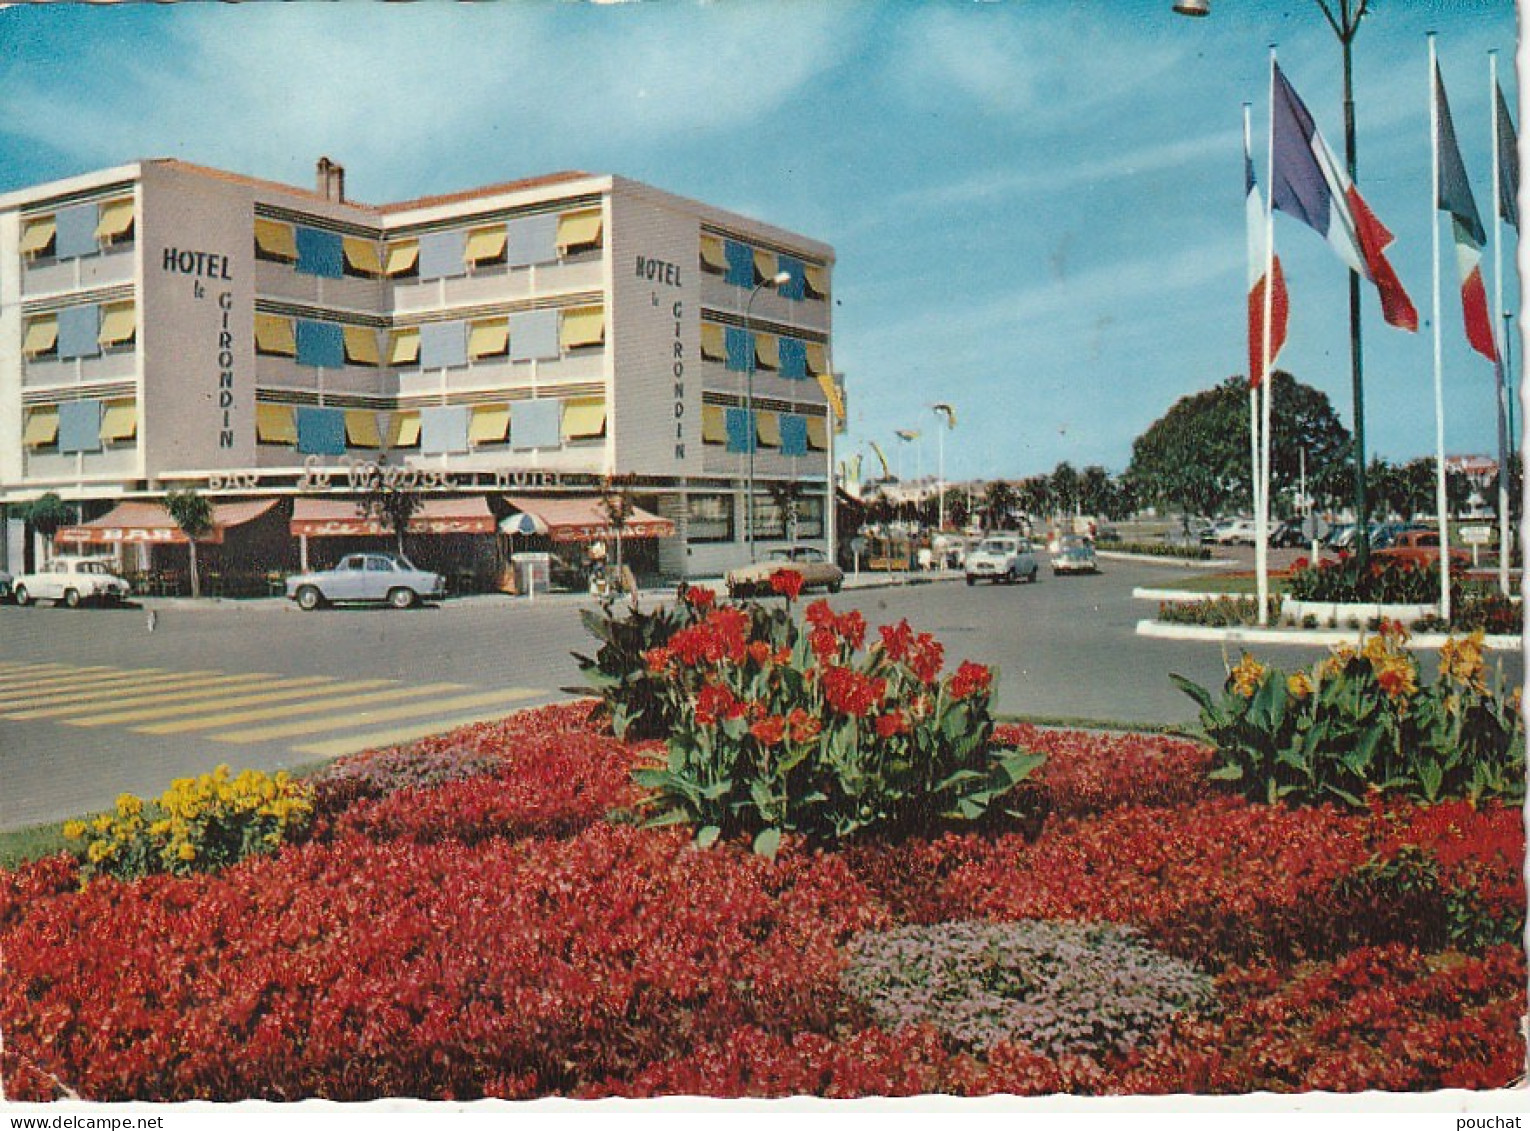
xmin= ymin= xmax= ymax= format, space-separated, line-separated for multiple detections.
xmin=2 ymin=703 xmax=1523 ymax=1100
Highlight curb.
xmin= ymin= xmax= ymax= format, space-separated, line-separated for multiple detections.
xmin=1132 ymin=587 xmax=1247 ymax=602
xmin=1135 ymin=618 xmax=1523 ymax=652
xmin=1097 ymin=550 xmax=1237 ymax=570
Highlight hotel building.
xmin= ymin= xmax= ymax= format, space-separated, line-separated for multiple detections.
xmin=0 ymin=158 xmax=838 ymax=584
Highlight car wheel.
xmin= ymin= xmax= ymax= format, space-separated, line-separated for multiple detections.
xmin=295 ymin=586 xmax=324 ymax=612
xmin=827 ymin=578 xmax=843 ymax=593
xmin=965 ymin=576 xmax=975 ymax=587
xmin=62 ymin=589 xmax=81 ymax=609
xmin=388 ymin=587 xmax=417 ymax=610
xmin=13 ymin=585 xmax=29 ymax=607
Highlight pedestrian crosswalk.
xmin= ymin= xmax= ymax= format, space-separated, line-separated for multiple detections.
xmin=0 ymin=660 xmax=548 ymax=760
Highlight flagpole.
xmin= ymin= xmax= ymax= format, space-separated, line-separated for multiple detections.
xmin=1490 ymin=49 xmax=1511 ymax=597
xmin=1258 ymin=51 xmax=1278 ymax=626
xmin=1244 ymin=103 xmax=1264 ymax=580
xmin=1429 ymin=34 xmax=1452 ymax=625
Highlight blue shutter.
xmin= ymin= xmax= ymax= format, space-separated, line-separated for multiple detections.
xmin=295 ymin=227 xmax=344 ymax=277
xmin=779 ymin=413 xmax=808 ymax=456
xmin=295 ymin=321 xmax=346 ymax=368
xmin=420 ymin=405 xmax=470 ymax=454
xmin=57 ymin=400 xmax=103 ymax=453
xmin=509 ymin=310 xmax=561 ymax=361
xmin=724 ymin=239 xmax=754 ymax=287
xmin=725 ymin=407 xmax=755 ymax=454
xmin=776 ymin=255 xmax=806 ymax=300
xmin=777 ymin=336 xmax=808 ymax=380
xmin=505 ymin=214 xmax=559 ymax=267
xmin=418 ymin=230 xmax=467 ymax=280
xmin=510 ymin=399 xmax=562 ymax=450
xmin=419 ymin=321 xmax=468 ymax=369
xmin=725 ymin=326 xmax=754 ymax=372
xmin=296 ymin=407 xmax=347 ymax=455
xmin=57 ymin=305 xmax=101 ymax=359
xmin=54 ymin=205 xmax=99 ymax=260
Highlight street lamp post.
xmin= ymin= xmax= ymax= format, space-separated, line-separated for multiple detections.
xmin=744 ymin=270 xmax=793 ymax=562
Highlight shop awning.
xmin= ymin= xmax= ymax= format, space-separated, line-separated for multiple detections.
xmin=502 ymin=496 xmax=675 ymax=544
xmin=290 ymin=496 xmax=496 ymax=537
xmin=55 ymin=499 xmax=280 ymax=545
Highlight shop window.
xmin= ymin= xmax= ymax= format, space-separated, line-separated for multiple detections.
xmin=467 ymin=318 xmax=510 ymax=361
xmin=796 ymin=495 xmax=826 ymax=539
xmin=751 ymin=496 xmax=786 ymax=539
xmin=343 ymin=326 xmax=381 ymax=367
xmin=22 ymin=314 xmax=59 ymax=360
xmin=95 ymin=198 xmax=135 ymax=248
xmin=385 ymin=240 xmax=420 ymax=279
xmin=254 ymin=218 xmax=298 ymax=264
xmin=98 ymin=301 xmax=137 ymax=352
xmin=20 ymin=215 xmax=57 ymax=261
xmin=700 ymin=234 xmax=728 ymax=276
xmin=701 ymin=404 xmax=728 ymax=446
xmin=560 ymin=305 xmax=605 ymax=351
xmin=255 ymin=313 xmax=297 ymax=358
xmin=686 ymin=493 xmax=735 ymax=543
xmin=342 ymin=237 xmax=383 ymax=279
xmin=465 ymin=225 xmax=508 ymax=270
xmin=556 ymin=208 xmax=603 ymax=256
xmin=23 ymin=406 xmax=60 ymax=450
xmin=256 ymin=403 xmax=298 ymax=447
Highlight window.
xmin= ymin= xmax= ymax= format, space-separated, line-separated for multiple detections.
xmin=805 ymin=341 xmax=828 ymax=377
xmin=700 ymin=234 xmax=728 ymax=276
xmin=556 ymin=208 xmax=603 ymax=256
xmin=752 ymin=248 xmax=777 ymax=287
xmin=754 ymin=333 xmax=779 ymax=372
xmin=296 ymin=406 xmax=347 ymax=455
xmin=98 ymin=301 xmax=137 ymax=351
xmin=687 ymin=493 xmax=735 ymax=543
xmin=509 ymin=399 xmax=560 ymax=450
xmin=101 ymin=399 xmax=138 ymax=445
xmin=465 ymin=225 xmax=508 ymax=269
xmin=418 ymin=322 xmax=467 ymax=369
xmin=779 ymin=413 xmax=808 ymax=456
xmin=804 ymin=263 xmax=829 ymax=301
xmin=295 ymin=227 xmax=344 ymax=278
xmin=389 ymin=328 xmax=421 ymax=366
xmin=806 ymin=414 xmax=829 ymax=451
xmin=342 ymin=237 xmax=383 ymax=278
xmin=20 ymin=215 xmax=57 ymax=260
xmin=725 ymin=326 xmax=753 ymax=372
xmin=417 ymin=230 xmax=466 ymax=281
xmin=508 ymin=310 xmax=560 ymax=362
xmin=561 ymin=397 xmax=607 ymax=442
xmin=756 ymin=410 xmax=781 ymax=449
xmin=751 ymin=496 xmax=786 ymax=539
xmin=345 ymin=410 xmax=382 ymax=449
xmin=23 ymin=406 xmax=59 ymax=450
xmin=389 ymin=411 xmax=421 ymax=449
xmin=701 ymin=404 xmax=728 ymax=446
xmin=725 ymin=406 xmax=755 ymax=454
xmin=506 ymin=213 xmax=559 ymax=267
xmin=776 ymin=255 xmax=806 ymax=301
xmin=54 ymin=204 xmax=98 ymax=260
xmin=22 ymin=314 xmax=59 ymax=359
xmin=467 ymin=318 xmax=510 ymax=361
xmin=256 ymin=403 xmax=298 ymax=446
xmin=777 ymin=336 xmax=808 ymax=380
xmin=723 ymin=239 xmax=754 ymax=287
xmin=295 ymin=321 xmax=346 ymax=369
xmin=254 ymin=219 xmax=298 ymax=264
xmin=57 ymin=306 xmax=101 ymax=360
xmin=700 ymin=322 xmax=726 ymax=362
xmin=384 ymin=240 xmax=420 ymax=279
xmin=95 ymin=198 xmax=135 ymax=247
xmin=343 ymin=326 xmax=381 ymax=367
xmin=559 ymin=305 xmax=605 ymax=351
xmin=255 ymin=314 xmax=297 ymax=358
xmin=419 ymin=405 xmax=470 ymax=454
xmin=57 ymin=400 xmax=103 ymax=453
xmin=468 ymin=404 xmax=511 ymax=446
xmin=796 ymin=495 xmax=826 ymax=539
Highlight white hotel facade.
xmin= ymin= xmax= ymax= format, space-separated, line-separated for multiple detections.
xmin=0 ymin=158 xmax=838 ymax=582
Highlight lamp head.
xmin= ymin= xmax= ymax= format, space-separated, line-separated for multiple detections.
xmin=1173 ymin=0 xmax=1210 ymax=15
xmin=770 ymin=270 xmax=792 ymax=286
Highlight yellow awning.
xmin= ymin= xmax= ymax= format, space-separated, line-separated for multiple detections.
xmin=701 ymin=404 xmax=728 ymax=445
xmin=343 ymin=326 xmax=381 ymax=366
xmin=254 ymin=218 xmax=297 ymax=260
xmin=345 ymin=409 xmax=382 ymax=448
xmin=22 ymin=315 xmax=58 ymax=356
xmin=562 ymin=397 xmax=607 ymax=441
xmin=256 ymin=403 xmax=298 ymax=445
xmin=385 ymin=241 xmax=420 ymax=276
xmin=465 ymin=226 xmax=507 ymax=264
xmin=255 ymin=313 xmax=296 ymax=356
xmin=753 ymin=247 xmax=776 ymax=283
xmin=756 ymin=410 xmax=782 ymax=448
xmin=754 ymin=333 xmax=780 ymax=370
xmin=390 ymin=412 xmax=421 ymax=448
xmin=98 ymin=302 xmax=137 ymax=348
xmin=815 ymin=372 xmax=845 ymax=423
xmin=468 ymin=318 xmax=509 ymax=359
xmin=560 ymin=306 xmax=605 ymax=350
xmin=468 ymin=405 xmax=511 ymax=444
xmin=23 ymin=407 xmax=59 ymax=447
xmin=806 ymin=415 xmax=829 ymax=450
xmin=343 ymin=237 xmax=382 ymax=276
xmin=389 ymin=328 xmax=421 ymax=365
xmin=805 ymin=341 xmax=828 ymax=376
xmin=95 ymin=198 xmax=135 ymax=240
xmin=19 ymin=216 xmax=56 ymax=256
xmin=701 ymin=322 xmax=726 ymax=362
xmin=100 ymin=399 xmax=138 ymax=442
xmin=556 ymin=208 xmax=603 ymax=250
xmin=700 ymin=234 xmax=728 ymax=272
xmin=804 ymin=264 xmax=828 ymax=298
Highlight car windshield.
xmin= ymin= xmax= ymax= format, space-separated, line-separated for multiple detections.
xmin=978 ymin=540 xmax=1013 ymax=553
xmin=766 ymin=550 xmax=793 ymax=562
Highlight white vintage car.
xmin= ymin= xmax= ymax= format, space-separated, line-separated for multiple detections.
xmin=13 ymin=555 xmax=132 ymax=608
xmin=285 ymin=552 xmax=446 ymax=610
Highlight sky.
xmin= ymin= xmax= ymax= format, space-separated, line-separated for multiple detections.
xmin=0 ymin=0 xmax=1520 ymax=483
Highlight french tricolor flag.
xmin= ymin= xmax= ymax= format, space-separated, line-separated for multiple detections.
xmin=1434 ymin=61 xmax=1498 ymax=363
xmin=1246 ymin=137 xmax=1288 ymax=388
xmin=1270 ymin=62 xmax=1419 ymax=333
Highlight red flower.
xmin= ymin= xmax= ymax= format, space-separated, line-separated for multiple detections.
xmin=823 ymin=666 xmax=886 ymax=717
xmin=805 ymin=600 xmax=836 ymax=629
xmin=810 ymin=627 xmax=840 ymax=663
xmin=908 ymin=634 xmax=945 ymax=685
xmin=948 ymin=660 xmax=993 ymax=700
xmin=769 ymin=569 xmax=805 ymax=600
xmin=747 ymin=640 xmax=774 ymax=667
xmin=1292 ymin=556 xmax=1309 ymax=571
xmin=643 ymin=647 xmax=671 ymax=674
xmin=750 ymin=715 xmax=787 ymax=745
xmin=874 ymin=710 xmax=909 ymax=738
xmin=682 ymin=585 xmax=716 ymax=610
xmin=878 ymin=620 xmax=914 ymax=663
xmin=694 ymin=683 xmax=744 ymax=726
xmin=787 ymin=708 xmax=821 ymax=744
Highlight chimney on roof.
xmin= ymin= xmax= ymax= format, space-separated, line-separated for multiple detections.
xmin=316 ymin=157 xmax=345 ymax=203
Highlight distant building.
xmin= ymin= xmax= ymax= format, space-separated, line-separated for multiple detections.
xmin=1 ymin=158 xmax=839 ymax=581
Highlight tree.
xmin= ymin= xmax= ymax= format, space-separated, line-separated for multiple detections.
xmin=16 ymin=492 xmax=72 ymax=572
xmin=983 ymin=480 xmax=1018 ymax=530
xmin=359 ymin=469 xmax=424 ymax=557
xmin=1079 ymin=465 xmax=1112 ymax=518
xmin=1050 ymin=462 xmax=1080 ymax=519
xmin=598 ymin=473 xmax=638 ymax=587
xmin=1015 ymin=476 xmax=1052 ymax=526
xmin=164 ymin=488 xmax=214 ymax=599
xmin=1127 ymin=371 xmax=1351 ymax=523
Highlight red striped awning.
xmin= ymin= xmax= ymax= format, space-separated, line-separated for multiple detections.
xmin=55 ymin=499 xmax=279 ymax=546
xmin=502 ymin=496 xmax=674 ymax=544
xmin=290 ymin=496 xmax=496 ymax=538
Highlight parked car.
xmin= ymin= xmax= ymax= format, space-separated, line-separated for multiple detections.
xmin=0 ymin=569 xmax=11 ymax=603
xmin=1051 ymin=534 xmax=1099 ymax=575
xmin=1215 ymin=518 xmax=1258 ymax=546
xmin=1371 ymin=521 xmax=1428 ymax=550
xmin=1270 ymin=518 xmax=1308 ymax=548
xmin=964 ymin=534 xmax=1039 ymax=585
xmin=12 ymin=555 xmax=132 ymax=608
xmin=726 ymin=545 xmax=844 ymax=598
xmin=1372 ymin=529 xmax=1471 ymax=570
xmin=285 ymin=553 xmax=446 ymax=610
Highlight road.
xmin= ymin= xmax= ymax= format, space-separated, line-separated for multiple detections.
xmin=2 ymin=556 xmax=1517 ymax=829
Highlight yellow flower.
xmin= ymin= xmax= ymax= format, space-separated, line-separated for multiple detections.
xmin=86 ymin=839 xmax=113 ymax=863
xmin=91 ymin=814 xmax=113 ymax=834
xmin=177 ymin=842 xmax=197 ymax=862
xmin=1373 ymin=656 xmax=1419 ymax=702
xmin=1287 ymin=671 xmax=1315 ymax=699
xmin=62 ymin=820 xmax=86 ymax=841
xmin=1230 ymin=652 xmax=1267 ymax=698
xmin=1439 ymin=631 xmax=1487 ymax=693
xmin=114 ymin=793 xmax=143 ymax=818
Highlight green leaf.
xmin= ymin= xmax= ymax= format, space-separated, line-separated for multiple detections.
xmin=1207 ymin=763 xmax=1244 ymax=781
xmin=696 ymin=825 xmax=721 ymax=849
xmin=1170 ymin=672 xmax=1215 ymax=713
xmin=753 ymin=826 xmax=782 ymax=860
